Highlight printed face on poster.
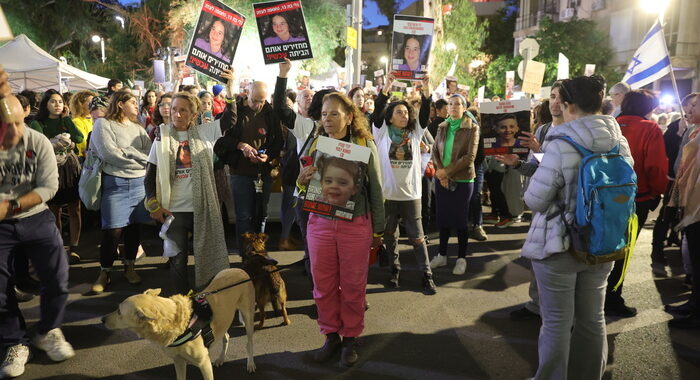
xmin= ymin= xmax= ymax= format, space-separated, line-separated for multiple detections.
xmin=302 ymin=136 xmax=371 ymax=221
xmin=185 ymin=0 xmax=245 ymax=82
xmin=478 ymin=99 xmax=532 ymax=156
xmin=254 ymin=0 xmax=313 ymax=64
xmin=391 ymin=15 xmax=434 ymax=80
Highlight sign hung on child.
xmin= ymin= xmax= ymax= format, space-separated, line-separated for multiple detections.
xmin=254 ymin=0 xmax=313 ymax=64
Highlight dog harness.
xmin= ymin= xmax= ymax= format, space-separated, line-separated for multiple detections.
xmin=168 ymin=295 xmax=215 ymax=348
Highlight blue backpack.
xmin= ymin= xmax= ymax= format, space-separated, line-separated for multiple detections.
xmin=555 ymin=137 xmax=638 ymax=283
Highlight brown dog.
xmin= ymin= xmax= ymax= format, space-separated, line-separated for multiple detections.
xmin=241 ymin=232 xmax=291 ymax=329
xmin=103 ymin=268 xmax=256 ymax=379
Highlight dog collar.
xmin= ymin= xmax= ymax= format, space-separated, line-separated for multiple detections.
xmin=168 ymin=296 xmax=215 ymax=348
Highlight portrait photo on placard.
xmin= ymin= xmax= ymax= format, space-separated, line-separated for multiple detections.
xmin=254 ymin=0 xmax=313 ymax=64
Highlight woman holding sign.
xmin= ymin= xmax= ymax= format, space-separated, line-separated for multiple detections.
xmin=371 ymin=72 xmax=436 ymax=295
xmin=430 ymin=94 xmax=480 ymax=275
xmin=296 ymin=93 xmax=384 ymax=367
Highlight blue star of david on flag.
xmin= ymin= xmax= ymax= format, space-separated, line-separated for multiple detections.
xmin=622 ymin=21 xmax=671 ymax=89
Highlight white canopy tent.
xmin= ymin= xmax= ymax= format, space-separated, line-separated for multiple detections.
xmin=0 ymin=34 xmax=109 ymax=92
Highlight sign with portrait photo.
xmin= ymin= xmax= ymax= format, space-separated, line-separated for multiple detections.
xmin=391 ymin=15 xmax=434 ymax=81
xmin=185 ymin=0 xmax=245 ymax=82
xmin=254 ymin=0 xmax=313 ymax=64
xmin=302 ymin=136 xmax=371 ymax=221
xmin=478 ymin=99 xmax=532 ymax=156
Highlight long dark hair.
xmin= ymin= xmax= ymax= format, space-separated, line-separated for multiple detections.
xmin=264 ymin=12 xmax=304 ymax=40
xmin=152 ymin=93 xmax=173 ymax=126
xmin=384 ymin=100 xmax=417 ymax=131
xmin=203 ymin=18 xmax=230 ymax=52
xmin=140 ymin=89 xmax=157 ymax=114
xmin=35 ymin=89 xmax=63 ymax=122
xmin=559 ymin=75 xmax=606 ymax=114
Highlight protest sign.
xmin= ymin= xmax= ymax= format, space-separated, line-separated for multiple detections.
xmin=391 ymin=15 xmax=434 ymax=80
xmin=522 ymin=60 xmax=546 ymax=95
xmin=254 ymin=0 xmax=313 ymax=64
xmin=557 ymin=53 xmax=569 ymax=80
xmin=302 ymin=136 xmax=371 ymax=221
xmin=505 ymin=71 xmax=515 ymax=99
xmin=477 ymin=86 xmax=485 ymax=103
xmin=479 ymin=99 xmax=531 ymax=156
xmin=585 ymin=64 xmax=596 ymax=76
xmin=185 ymin=0 xmax=245 ymax=82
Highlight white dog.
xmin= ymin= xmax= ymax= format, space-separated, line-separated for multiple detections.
xmin=103 ymin=268 xmax=257 ymax=379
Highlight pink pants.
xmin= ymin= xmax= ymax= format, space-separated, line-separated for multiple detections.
xmin=307 ymin=213 xmax=373 ymax=337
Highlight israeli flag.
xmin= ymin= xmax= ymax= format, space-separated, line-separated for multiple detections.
xmin=622 ymin=21 xmax=671 ymax=89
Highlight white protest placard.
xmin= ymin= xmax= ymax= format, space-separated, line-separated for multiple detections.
xmin=391 ymin=15 xmax=434 ymax=80
xmin=557 ymin=53 xmax=569 ymax=80
xmin=477 ymin=86 xmax=485 ymax=103
xmin=584 ymin=64 xmax=596 ymax=76
xmin=522 ymin=60 xmax=546 ymax=95
xmin=505 ymin=71 xmax=515 ymax=99
xmin=374 ymin=69 xmax=384 ymax=78
xmin=0 ymin=6 xmax=13 ymax=41
xmin=254 ymin=0 xmax=313 ymax=64
xmin=539 ymin=86 xmax=552 ymax=100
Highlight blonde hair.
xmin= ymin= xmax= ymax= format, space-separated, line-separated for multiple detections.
xmin=321 ymin=93 xmax=373 ymax=140
xmin=172 ymin=92 xmax=201 ymax=117
xmin=70 ymin=90 xmax=97 ymax=118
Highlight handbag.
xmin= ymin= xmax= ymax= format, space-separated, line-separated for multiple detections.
xmin=78 ymin=147 xmax=104 ymax=210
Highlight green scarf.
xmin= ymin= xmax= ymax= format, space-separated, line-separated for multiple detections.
xmin=442 ymin=117 xmax=462 ymax=167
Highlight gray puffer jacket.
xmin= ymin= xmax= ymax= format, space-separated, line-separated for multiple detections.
xmin=521 ymin=114 xmax=633 ymax=260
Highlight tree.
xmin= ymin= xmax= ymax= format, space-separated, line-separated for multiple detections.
xmin=168 ymin=0 xmax=345 ymax=78
xmin=533 ymin=17 xmax=621 ymax=85
xmin=430 ymin=1 xmax=488 ymax=97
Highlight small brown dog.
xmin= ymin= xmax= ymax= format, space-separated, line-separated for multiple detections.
xmin=241 ymin=232 xmax=291 ymax=329
xmin=103 ymin=268 xmax=257 ymax=379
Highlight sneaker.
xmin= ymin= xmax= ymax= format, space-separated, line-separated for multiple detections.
xmin=470 ymin=225 xmax=488 ymax=241
xmin=0 ymin=344 xmax=30 ymax=378
xmin=452 ymin=258 xmax=467 ymax=275
xmin=429 ymin=254 xmax=447 ymax=269
xmin=422 ymin=273 xmax=437 ymax=295
xmin=124 ymin=263 xmax=142 ymax=285
xmin=313 ymin=333 xmax=341 ymax=363
xmin=495 ymin=218 xmax=515 ymax=229
xmin=340 ymin=337 xmax=358 ymax=367
xmin=66 ymin=246 xmax=80 ymax=265
xmin=33 ymin=328 xmax=75 ymax=362
xmin=483 ymin=214 xmax=499 ymax=224
xmin=510 ymin=307 xmax=540 ymax=321
xmin=388 ymin=267 xmax=400 ymax=288
xmin=91 ymin=270 xmax=111 ymax=294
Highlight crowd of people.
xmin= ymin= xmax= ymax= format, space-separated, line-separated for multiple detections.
xmin=1 ymin=58 xmax=699 ymax=379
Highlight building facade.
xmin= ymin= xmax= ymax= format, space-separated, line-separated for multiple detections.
xmin=514 ymin=0 xmax=699 ymax=96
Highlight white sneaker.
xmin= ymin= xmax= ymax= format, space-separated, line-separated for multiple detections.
xmin=452 ymin=258 xmax=467 ymax=275
xmin=429 ymin=254 xmax=447 ymax=269
xmin=33 ymin=328 xmax=75 ymax=362
xmin=0 ymin=344 xmax=29 ymax=378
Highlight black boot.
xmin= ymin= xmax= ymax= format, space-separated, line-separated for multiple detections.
xmin=388 ymin=266 xmax=400 ymax=288
xmin=669 ymin=312 xmax=700 ymax=329
xmin=14 ymin=286 xmax=34 ymax=303
xmin=422 ymin=272 xmax=437 ymax=295
xmin=313 ymin=333 xmax=341 ymax=363
xmin=340 ymin=337 xmax=358 ymax=367
xmin=605 ymin=296 xmax=637 ymax=318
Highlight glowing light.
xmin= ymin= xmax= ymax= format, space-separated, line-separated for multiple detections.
xmin=445 ymin=42 xmax=456 ymax=52
xmin=660 ymin=94 xmax=674 ymax=105
xmin=379 ymin=56 xmax=388 ymax=63
xmin=640 ymin=0 xmax=670 ymax=15
xmin=91 ymin=35 xmax=101 ymax=43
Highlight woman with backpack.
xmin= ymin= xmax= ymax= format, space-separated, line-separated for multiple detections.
xmin=522 ymin=75 xmax=633 ymax=379
xmin=30 ymin=89 xmax=85 ymax=264
xmin=296 ymin=92 xmax=384 ymax=367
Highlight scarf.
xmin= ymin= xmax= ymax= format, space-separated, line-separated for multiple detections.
xmin=442 ymin=117 xmax=462 ymax=167
xmin=156 ymin=123 xmax=230 ymax=289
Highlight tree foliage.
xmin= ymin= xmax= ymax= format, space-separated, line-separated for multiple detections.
xmin=430 ymin=2 xmax=488 ymax=97
xmin=168 ymin=0 xmax=345 ymax=77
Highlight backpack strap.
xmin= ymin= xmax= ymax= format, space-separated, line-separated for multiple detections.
xmin=553 ymin=136 xmax=592 ymax=156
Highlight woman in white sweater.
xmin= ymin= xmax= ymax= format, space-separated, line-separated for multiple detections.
xmin=89 ymin=90 xmax=152 ymax=293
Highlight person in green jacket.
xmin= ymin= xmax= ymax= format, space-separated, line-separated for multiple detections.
xmin=30 ymin=89 xmax=84 ymax=264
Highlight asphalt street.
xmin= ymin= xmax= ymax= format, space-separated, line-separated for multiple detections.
xmin=14 ymin=210 xmax=700 ymax=380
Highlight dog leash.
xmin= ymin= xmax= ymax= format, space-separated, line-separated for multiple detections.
xmin=194 ymin=257 xmax=307 ymax=299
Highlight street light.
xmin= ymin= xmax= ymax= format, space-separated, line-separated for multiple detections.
xmin=92 ymin=35 xmax=106 ymax=63
xmin=115 ymin=16 xmax=125 ymax=29
xmin=379 ymin=56 xmax=388 ymax=74
xmin=640 ymin=0 xmax=670 ymax=20
xmin=445 ymin=42 xmax=456 ymax=52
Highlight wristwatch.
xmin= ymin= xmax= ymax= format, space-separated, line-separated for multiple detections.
xmin=8 ymin=199 xmax=21 ymax=216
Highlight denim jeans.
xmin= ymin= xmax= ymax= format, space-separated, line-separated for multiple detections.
xmin=0 ymin=210 xmax=69 ymax=347
xmin=469 ymin=162 xmax=485 ymax=226
xmin=230 ymin=174 xmax=272 ymax=253
xmin=280 ymin=185 xmax=297 ymax=240
xmin=532 ymin=253 xmax=612 ymax=380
